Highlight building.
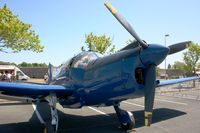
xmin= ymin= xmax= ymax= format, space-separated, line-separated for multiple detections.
xmin=20 ymin=67 xmax=48 ymax=78
xmin=159 ymin=69 xmax=185 ymax=79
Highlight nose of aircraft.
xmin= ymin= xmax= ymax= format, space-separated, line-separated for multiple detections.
xmin=140 ymin=44 xmax=169 ymax=66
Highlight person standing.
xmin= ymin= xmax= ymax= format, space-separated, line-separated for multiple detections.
xmin=0 ymin=72 xmax=2 ymax=81
xmin=7 ymin=72 xmax=12 ymax=82
xmin=2 ymin=72 xmax=6 ymax=81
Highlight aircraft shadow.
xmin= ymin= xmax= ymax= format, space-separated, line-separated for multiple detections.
xmin=0 ymin=106 xmax=186 ymax=133
xmin=0 ymin=102 xmax=31 ymax=106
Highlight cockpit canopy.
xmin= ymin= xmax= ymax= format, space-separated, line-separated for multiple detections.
xmin=55 ymin=52 xmax=102 ymax=78
xmin=71 ymin=51 xmax=102 ymax=68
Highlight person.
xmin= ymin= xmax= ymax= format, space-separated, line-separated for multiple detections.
xmin=11 ymin=72 xmax=15 ymax=81
xmin=44 ymin=73 xmax=48 ymax=82
xmin=2 ymin=72 xmax=6 ymax=81
xmin=6 ymin=72 xmax=12 ymax=82
xmin=0 ymin=72 xmax=2 ymax=81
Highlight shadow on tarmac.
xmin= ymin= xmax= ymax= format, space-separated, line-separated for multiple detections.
xmin=0 ymin=102 xmax=31 ymax=106
xmin=0 ymin=105 xmax=186 ymax=133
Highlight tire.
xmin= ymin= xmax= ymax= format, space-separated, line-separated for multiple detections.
xmin=120 ymin=115 xmax=135 ymax=130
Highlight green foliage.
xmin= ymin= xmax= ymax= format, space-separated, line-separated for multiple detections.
xmin=183 ymin=42 xmax=200 ymax=75
xmin=0 ymin=61 xmax=16 ymax=66
xmin=81 ymin=32 xmax=115 ymax=54
xmin=172 ymin=61 xmax=189 ymax=76
xmin=173 ymin=61 xmax=185 ymax=70
xmin=167 ymin=64 xmax=171 ymax=69
xmin=156 ymin=67 xmax=160 ymax=77
xmin=18 ymin=62 xmax=32 ymax=67
xmin=0 ymin=61 xmax=47 ymax=67
xmin=0 ymin=4 xmax=44 ymax=53
xmin=18 ymin=62 xmax=47 ymax=67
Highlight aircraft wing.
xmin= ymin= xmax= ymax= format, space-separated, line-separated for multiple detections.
xmin=0 ymin=82 xmax=73 ymax=99
xmin=157 ymin=76 xmax=200 ymax=87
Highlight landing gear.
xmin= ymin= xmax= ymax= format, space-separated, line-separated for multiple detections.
xmin=33 ymin=93 xmax=58 ymax=133
xmin=114 ymin=104 xmax=135 ymax=131
xmin=45 ymin=94 xmax=59 ymax=133
xmin=45 ymin=122 xmax=57 ymax=133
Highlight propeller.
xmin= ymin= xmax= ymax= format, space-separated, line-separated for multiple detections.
xmin=168 ymin=41 xmax=191 ymax=55
xmin=104 ymin=1 xmax=191 ymax=127
xmin=104 ymin=1 xmax=148 ymax=49
xmin=144 ymin=65 xmax=156 ymax=126
xmin=120 ymin=40 xmax=139 ymax=51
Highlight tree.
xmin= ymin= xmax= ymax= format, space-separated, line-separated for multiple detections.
xmin=167 ymin=64 xmax=171 ymax=69
xmin=183 ymin=42 xmax=200 ymax=76
xmin=156 ymin=67 xmax=160 ymax=77
xmin=18 ymin=62 xmax=47 ymax=67
xmin=18 ymin=62 xmax=32 ymax=67
xmin=0 ymin=4 xmax=44 ymax=53
xmin=81 ymin=32 xmax=115 ymax=54
xmin=0 ymin=61 xmax=16 ymax=66
xmin=172 ymin=61 xmax=188 ymax=77
xmin=183 ymin=42 xmax=200 ymax=87
xmin=172 ymin=61 xmax=185 ymax=70
xmin=32 ymin=62 xmax=47 ymax=67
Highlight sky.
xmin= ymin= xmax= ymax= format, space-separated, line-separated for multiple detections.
xmin=0 ymin=0 xmax=200 ymax=68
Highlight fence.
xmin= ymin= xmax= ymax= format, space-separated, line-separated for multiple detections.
xmin=156 ymin=80 xmax=200 ymax=100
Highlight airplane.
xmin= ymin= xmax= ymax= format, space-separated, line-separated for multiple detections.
xmin=0 ymin=1 xmax=199 ymax=133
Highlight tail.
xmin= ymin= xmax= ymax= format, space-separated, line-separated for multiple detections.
xmin=48 ymin=63 xmax=53 ymax=84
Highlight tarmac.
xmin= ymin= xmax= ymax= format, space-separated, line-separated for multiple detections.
xmin=0 ymin=89 xmax=199 ymax=133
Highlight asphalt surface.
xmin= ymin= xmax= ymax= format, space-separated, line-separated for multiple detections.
xmin=0 ymin=90 xmax=200 ymax=133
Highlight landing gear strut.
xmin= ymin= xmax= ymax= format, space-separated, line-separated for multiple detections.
xmin=114 ymin=104 xmax=135 ymax=130
xmin=33 ymin=93 xmax=58 ymax=133
xmin=45 ymin=94 xmax=59 ymax=133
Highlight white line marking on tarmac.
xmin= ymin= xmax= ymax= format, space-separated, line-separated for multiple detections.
xmin=32 ymin=104 xmax=45 ymax=124
xmin=88 ymin=106 xmax=109 ymax=116
xmin=155 ymin=98 xmax=187 ymax=105
xmin=122 ymin=101 xmax=144 ymax=108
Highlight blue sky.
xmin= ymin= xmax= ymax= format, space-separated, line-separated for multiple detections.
xmin=0 ymin=0 xmax=200 ymax=68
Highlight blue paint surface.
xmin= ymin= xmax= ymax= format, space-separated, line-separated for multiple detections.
xmin=0 ymin=46 xmax=198 ymax=108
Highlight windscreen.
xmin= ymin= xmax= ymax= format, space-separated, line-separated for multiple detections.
xmin=71 ymin=52 xmax=101 ymax=68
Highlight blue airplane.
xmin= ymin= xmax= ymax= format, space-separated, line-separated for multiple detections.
xmin=0 ymin=1 xmax=199 ymax=133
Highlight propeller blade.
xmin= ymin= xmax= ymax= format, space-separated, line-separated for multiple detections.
xmin=144 ymin=65 xmax=156 ymax=126
xmin=104 ymin=1 xmax=148 ymax=49
xmin=120 ymin=41 xmax=140 ymax=51
xmin=168 ymin=41 xmax=191 ymax=55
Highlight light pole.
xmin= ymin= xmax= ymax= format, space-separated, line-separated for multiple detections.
xmin=164 ymin=34 xmax=170 ymax=79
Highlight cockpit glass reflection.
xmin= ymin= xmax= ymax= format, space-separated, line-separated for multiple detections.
xmin=55 ymin=52 xmax=102 ymax=78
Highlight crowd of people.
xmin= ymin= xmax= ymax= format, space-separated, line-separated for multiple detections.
xmin=0 ymin=71 xmax=15 ymax=82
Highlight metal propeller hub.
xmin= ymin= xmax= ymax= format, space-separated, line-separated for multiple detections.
xmin=140 ymin=44 xmax=169 ymax=66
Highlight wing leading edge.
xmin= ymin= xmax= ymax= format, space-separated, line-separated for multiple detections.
xmin=0 ymin=82 xmax=73 ymax=99
xmin=157 ymin=76 xmax=200 ymax=87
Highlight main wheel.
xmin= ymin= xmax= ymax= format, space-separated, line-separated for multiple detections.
xmin=120 ymin=115 xmax=135 ymax=130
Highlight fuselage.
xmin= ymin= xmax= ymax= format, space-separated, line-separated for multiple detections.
xmin=52 ymin=44 xmax=169 ymax=108
xmin=0 ymin=44 xmax=169 ymax=108
xmin=52 ymin=48 xmax=144 ymax=108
